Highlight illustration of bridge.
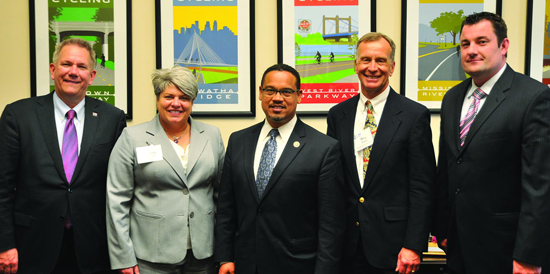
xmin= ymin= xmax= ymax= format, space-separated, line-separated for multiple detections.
xmin=50 ymin=21 xmax=114 ymax=60
xmin=322 ymin=15 xmax=358 ymax=42
xmin=175 ymin=31 xmax=236 ymax=83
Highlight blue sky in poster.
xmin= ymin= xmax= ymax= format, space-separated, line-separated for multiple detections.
xmin=295 ymin=6 xmax=358 ymax=36
xmin=419 ymin=3 xmax=482 ymax=43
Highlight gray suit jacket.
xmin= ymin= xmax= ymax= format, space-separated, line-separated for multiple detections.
xmin=106 ymin=115 xmax=224 ymax=269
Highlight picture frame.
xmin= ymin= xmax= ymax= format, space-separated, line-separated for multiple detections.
xmin=400 ymin=0 xmax=501 ymax=112
xmin=278 ymin=0 xmax=375 ymax=115
xmin=155 ymin=0 xmax=255 ymax=117
xmin=29 ymin=0 xmax=133 ymax=119
xmin=525 ymin=0 xmax=548 ymax=85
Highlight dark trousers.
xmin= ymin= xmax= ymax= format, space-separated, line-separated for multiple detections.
xmin=343 ymin=236 xmax=396 ymax=274
xmin=51 ymin=228 xmax=114 ymax=274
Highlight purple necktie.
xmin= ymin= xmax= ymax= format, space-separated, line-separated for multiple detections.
xmin=459 ymin=88 xmax=487 ymax=146
xmin=62 ymin=110 xmax=78 ymax=183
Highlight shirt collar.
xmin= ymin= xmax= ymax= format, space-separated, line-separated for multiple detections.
xmin=359 ymin=85 xmax=390 ymax=114
xmin=468 ymin=63 xmax=507 ymax=98
xmin=259 ymin=115 xmax=298 ymax=143
xmin=53 ymin=92 xmax=85 ymax=122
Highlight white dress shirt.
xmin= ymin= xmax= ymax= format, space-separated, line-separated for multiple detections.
xmin=53 ymin=92 xmax=85 ymax=155
xmin=354 ymin=86 xmax=390 ymax=187
xmin=253 ymin=115 xmax=298 ymax=180
xmin=460 ymin=63 xmax=507 ymax=121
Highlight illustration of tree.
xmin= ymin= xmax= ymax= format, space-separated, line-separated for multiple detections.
xmin=429 ymin=10 xmax=465 ymax=45
xmin=93 ymin=8 xmax=114 ymax=22
xmin=348 ymin=33 xmax=358 ymax=58
xmin=295 ymin=42 xmax=301 ymax=57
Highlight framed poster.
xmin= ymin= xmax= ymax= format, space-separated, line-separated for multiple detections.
xmin=525 ymin=0 xmax=550 ymax=85
xmin=29 ymin=0 xmax=133 ymax=119
xmin=155 ymin=0 xmax=255 ymax=117
xmin=401 ymin=0 xmax=501 ymax=112
xmin=278 ymin=0 xmax=375 ymax=115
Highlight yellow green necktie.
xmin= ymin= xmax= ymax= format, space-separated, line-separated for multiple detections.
xmin=363 ymin=101 xmax=377 ymax=180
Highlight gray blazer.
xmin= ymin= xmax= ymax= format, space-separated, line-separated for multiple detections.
xmin=106 ymin=115 xmax=224 ymax=269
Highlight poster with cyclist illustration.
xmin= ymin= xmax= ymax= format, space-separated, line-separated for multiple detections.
xmin=279 ymin=0 xmax=373 ymax=114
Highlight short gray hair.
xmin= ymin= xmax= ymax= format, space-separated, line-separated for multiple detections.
xmin=151 ymin=66 xmax=198 ymax=100
xmin=356 ymin=32 xmax=396 ymax=63
xmin=52 ymin=38 xmax=96 ymax=70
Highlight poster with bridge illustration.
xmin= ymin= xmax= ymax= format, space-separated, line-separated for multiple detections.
xmin=156 ymin=0 xmax=254 ymax=116
xmin=30 ymin=0 xmax=132 ymax=118
xmin=402 ymin=0 xmax=499 ymax=111
xmin=525 ymin=0 xmax=550 ymax=86
xmin=279 ymin=0 xmax=373 ymax=114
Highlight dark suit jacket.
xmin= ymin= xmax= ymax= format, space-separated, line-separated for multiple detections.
xmin=214 ymin=118 xmax=345 ymax=274
xmin=327 ymin=88 xmax=436 ymax=270
xmin=433 ymin=65 xmax=550 ymax=273
xmin=0 ymin=92 xmax=126 ymax=274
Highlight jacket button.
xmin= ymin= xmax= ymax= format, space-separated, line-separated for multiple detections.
xmin=68 ymin=188 xmax=72 ymax=193
xmin=257 ymin=209 xmax=262 ymax=216
xmin=455 ymin=188 xmax=460 ymax=195
xmin=457 ymin=158 xmax=462 ymax=164
xmin=189 ymin=212 xmax=194 ymax=218
xmin=359 ymin=197 xmax=365 ymax=203
xmin=182 ymin=188 xmax=189 ymax=195
xmin=356 ymin=222 xmax=359 ymax=226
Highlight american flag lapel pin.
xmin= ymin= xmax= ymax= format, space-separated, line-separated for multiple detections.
xmin=92 ymin=112 xmax=98 ymax=117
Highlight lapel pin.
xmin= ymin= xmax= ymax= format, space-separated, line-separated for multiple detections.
xmin=92 ymin=112 xmax=98 ymax=117
xmin=293 ymin=141 xmax=300 ymax=148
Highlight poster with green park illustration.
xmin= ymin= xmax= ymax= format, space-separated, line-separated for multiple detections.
xmin=32 ymin=0 xmax=130 ymax=116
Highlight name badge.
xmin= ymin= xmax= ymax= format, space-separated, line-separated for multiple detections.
xmin=354 ymin=129 xmax=374 ymax=152
xmin=136 ymin=144 xmax=163 ymax=164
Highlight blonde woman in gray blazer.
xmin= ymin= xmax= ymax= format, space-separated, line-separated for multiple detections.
xmin=106 ymin=66 xmax=224 ymax=274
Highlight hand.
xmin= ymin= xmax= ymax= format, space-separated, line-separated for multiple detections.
xmin=0 ymin=248 xmax=18 ymax=274
xmin=513 ymin=260 xmax=541 ymax=274
xmin=219 ymin=262 xmax=235 ymax=274
xmin=437 ymin=238 xmax=448 ymax=252
xmin=395 ymin=247 xmax=420 ymax=274
xmin=119 ymin=265 xmax=140 ymax=274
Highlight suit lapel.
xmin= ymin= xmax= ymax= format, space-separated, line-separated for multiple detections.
xmin=337 ymin=96 xmax=362 ymax=192
xmin=261 ymin=119 xmax=306 ymax=201
xmin=451 ymin=84 xmax=470 ymax=152
xmin=244 ymin=123 xmax=262 ymax=203
xmin=146 ymin=116 xmax=188 ymax=187
xmin=72 ymin=97 xmax=99 ymax=183
xmin=36 ymin=93 xmax=66 ymax=183
xmin=363 ymin=89 xmax=402 ymax=191
xmin=186 ymin=117 xmax=208 ymax=176
xmin=459 ymin=66 xmax=511 ymax=154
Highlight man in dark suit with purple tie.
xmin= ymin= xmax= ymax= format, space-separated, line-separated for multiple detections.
xmin=0 ymin=38 xmax=126 ymax=274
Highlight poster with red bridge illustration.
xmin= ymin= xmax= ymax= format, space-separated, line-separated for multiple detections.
xmin=280 ymin=0 xmax=372 ymax=114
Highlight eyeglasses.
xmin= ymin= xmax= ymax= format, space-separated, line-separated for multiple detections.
xmin=261 ymin=88 xmax=298 ymax=98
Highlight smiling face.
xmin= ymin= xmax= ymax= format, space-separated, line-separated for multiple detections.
xmin=460 ymin=19 xmax=508 ymax=86
xmin=355 ymin=39 xmax=395 ymax=99
xmin=157 ymin=85 xmax=193 ymax=130
xmin=259 ymin=70 xmax=302 ymax=128
xmin=50 ymin=45 xmax=96 ymax=108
